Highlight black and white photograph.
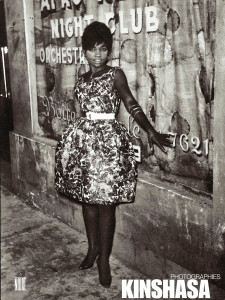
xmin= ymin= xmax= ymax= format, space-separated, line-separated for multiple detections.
xmin=1 ymin=0 xmax=225 ymax=299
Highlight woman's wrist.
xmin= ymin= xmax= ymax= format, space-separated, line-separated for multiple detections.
xmin=129 ymin=105 xmax=156 ymax=135
xmin=147 ymin=127 xmax=156 ymax=136
xmin=129 ymin=104 xmax=143 ymax=119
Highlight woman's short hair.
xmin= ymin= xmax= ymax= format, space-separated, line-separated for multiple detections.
xmin=82 ymin=21 xmax=113 ymax=53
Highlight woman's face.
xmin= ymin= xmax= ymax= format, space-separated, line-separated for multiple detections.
xmin=84 ymin=42 xmax=109 ymax=72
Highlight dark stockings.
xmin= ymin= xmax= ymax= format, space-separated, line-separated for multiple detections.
xmin=79 ymin=203 xmax=116 ymax=288
xmin=79 ymin=204 xmax=99 ymax=269
xmin=98 ymin=204 xmax=115 ymax=259
xmin=97 ymin=204 xmax=116 ymax=287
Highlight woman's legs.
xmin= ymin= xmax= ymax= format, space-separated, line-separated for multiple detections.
xmin=79 ymin=203 xmax=99 ymax=270
xmin=97 ymin=204 xmax=116 ymax=287
xmin=79 ymin=202 xmax=116 ymax=287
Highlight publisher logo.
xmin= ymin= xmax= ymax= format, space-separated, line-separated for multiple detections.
xmin=15 ymin=277 xmax=26 ymax=291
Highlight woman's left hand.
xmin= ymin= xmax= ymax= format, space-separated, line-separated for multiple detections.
xmin=147 ymin=129 xmax=172 ymax=154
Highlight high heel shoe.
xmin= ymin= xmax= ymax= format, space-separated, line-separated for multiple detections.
xmin=78 ymin=250 xmax=99 ymax=270
xmin=96 ymin=256 xmax=112 ymax=288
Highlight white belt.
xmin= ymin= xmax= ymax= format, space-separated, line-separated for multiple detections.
xmin=86 ymin=112 xmax=115 ymax=120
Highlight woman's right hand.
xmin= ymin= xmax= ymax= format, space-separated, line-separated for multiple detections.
xmin=147 ymin=129 xmax=172 ymax=154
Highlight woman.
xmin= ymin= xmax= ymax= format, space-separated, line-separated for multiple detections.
xmin=55 ymin=21 xmax=171 ymax=288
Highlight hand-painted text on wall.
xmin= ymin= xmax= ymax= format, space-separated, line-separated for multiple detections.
xmin=39 ymin=0 xmax=159 ymax=64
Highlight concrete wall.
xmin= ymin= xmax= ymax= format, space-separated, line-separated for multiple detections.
xmin=4 ymin=0 xmax=33 ymax=136
xmin=5 ymin=0 xmax=225 ymax=288
xmin=213 ymin=0 xmax=225 ymax=260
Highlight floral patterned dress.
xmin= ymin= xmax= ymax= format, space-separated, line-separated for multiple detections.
xmin=55 ymin=67 xmax=137 ymax=205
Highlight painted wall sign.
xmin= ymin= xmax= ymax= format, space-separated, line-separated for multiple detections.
xmin=34 ymin=0 xmax=215 ymax=193
xmin=48 ymin=6 xmax=159 ymax=38
xmin=39 ymin=45 xmax=85 ymax=64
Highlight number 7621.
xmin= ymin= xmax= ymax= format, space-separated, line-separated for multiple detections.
xmin=168 ymin=132 xmax=210 ymax=156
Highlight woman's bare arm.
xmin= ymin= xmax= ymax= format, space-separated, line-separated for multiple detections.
xmin=115 ymin=68 xmax=172 ymax=152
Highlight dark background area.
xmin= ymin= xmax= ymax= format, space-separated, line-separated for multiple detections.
xmin=0 ymin=0 xmax=13 ymax=161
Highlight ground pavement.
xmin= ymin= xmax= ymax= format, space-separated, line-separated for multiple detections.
xmin=1 ymin=159 xmax=225 ymax=300
xmin=1 ymin=183 xmax=148 ymax=300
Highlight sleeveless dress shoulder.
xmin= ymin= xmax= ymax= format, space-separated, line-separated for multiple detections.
xmin=55 ymin=66 xmax=137 ymax=205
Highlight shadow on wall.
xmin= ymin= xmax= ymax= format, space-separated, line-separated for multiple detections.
xmin=0 ymin=96 xmax=14 ymax=161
